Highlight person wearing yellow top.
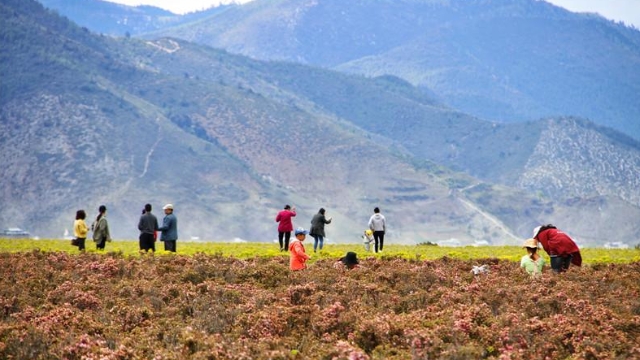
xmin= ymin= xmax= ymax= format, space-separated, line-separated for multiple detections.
xmin=73 ymin=210 xmax=89 ymax=252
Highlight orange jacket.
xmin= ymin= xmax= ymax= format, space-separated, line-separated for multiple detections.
xmin=289 ymin=239 xmax=309 ymax=270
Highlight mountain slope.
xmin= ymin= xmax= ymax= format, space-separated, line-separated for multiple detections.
xmin=4 ymin=0 xmax=640 ymax=247
xmin=1 ymin=0 xmax=525 ymax=244
xmin=145 ymin=0 xmax=640 ymax=141
xmin=37 ymin=0 xmax=230 ymax=36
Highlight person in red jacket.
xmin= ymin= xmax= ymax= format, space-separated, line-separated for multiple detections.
xmin=276 ymin=204 xmax=297 ymax=251
xmin=289 ymin=227 xmax=310 ymax=271
xmin=533 ymin=224 xmax=582 ymax=273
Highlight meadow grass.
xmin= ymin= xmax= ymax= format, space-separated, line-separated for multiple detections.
xmin=1 ymin=238 xmax=638 ymax=264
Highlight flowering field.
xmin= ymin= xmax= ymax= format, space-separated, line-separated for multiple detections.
xmin=1 ymin=241 xmax=639 ymax=359
xmin=1 ymin=239 xmax=639 ymax=264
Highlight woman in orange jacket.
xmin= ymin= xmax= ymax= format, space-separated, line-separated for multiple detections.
xmin=289 ymin=227 xmax=310 ymax=270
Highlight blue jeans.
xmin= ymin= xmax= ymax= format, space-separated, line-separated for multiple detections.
xmin=312 ymin=235 xmax=324 ymax=252
xmin=550 ymin=255 xmax=572 ymax=273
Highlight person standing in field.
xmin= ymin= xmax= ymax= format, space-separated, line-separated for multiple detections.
xmin=138 ymin=203 xmax=158 ymax=253
xmin=309 ymin=207 xmax=332 ymax=253
xmin=289 ymin=227 xmax=310 ymax=270
xmin=73 ymin=210 xmax=88 ymax=252
xmin=368 ymin=207 xmax=386 ymax=253
xmin=533 ymin=224 xmax=581 ymax=273
xmin=276 ymin=204 xmax=296 ymax=252
xmin=158 ymin=204 xmax=178 ymax=252
xmin=520 ymin=238 xmax=545 ymax=277
xmin=92 ymin=205 xmax=111 ymax=250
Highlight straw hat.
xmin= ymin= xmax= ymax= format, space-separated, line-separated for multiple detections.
xmin=522 ymin=238 xmax=539 ymax=249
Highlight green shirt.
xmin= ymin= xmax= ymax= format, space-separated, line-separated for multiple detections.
xmin=520 ymin=255 xmax=545 ymax=275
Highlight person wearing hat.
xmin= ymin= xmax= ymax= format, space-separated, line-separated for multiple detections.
xmin=309 ymin=207 xmax=332 ymax=253
xmin=276 ymin=204 xmax=297 ymax=252
xmin=533 ymin=224 xmax=581 ymax=273
xmin=520 ymin=238 xmax=545 ymax=276
xmin=334 ymin=251 xmax=360 ymax=270
xmin=158 ymin=204 xmax=178 ymax=252
xmin=289 ymin=227 xmax=310 ymax=270
xmin=362 ymin=229 xmax=374 ymax=252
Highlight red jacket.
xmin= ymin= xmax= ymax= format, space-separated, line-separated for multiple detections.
xmin=289 ymin=239 xmax=309 ymax=270
xmin=537 ymin=228 xmax=582 ymax=266
xmin=276 ymin=209 xmax=296 ymax=232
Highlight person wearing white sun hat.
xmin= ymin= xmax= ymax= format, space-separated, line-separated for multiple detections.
xmin=532 ymin=224 xmax=581 ymax=273
xmin=158 ymin=204 xmax=178 ymax=252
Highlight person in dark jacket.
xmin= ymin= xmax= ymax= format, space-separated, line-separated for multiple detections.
xmin=309 ymin=208 xmax=332 ymax=252
xmin=533 ymin=224 xmax=582 ymax=273
xmin=158 ymin=204 xmax=178 ymax=252
xmin=138 ymin=204 xmax=158 ymax=253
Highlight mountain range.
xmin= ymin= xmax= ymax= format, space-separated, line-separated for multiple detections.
xmin=140 ymin=0 xmax=640 ymax=142
xmin=2 ymin=0 xmax=640 ymax=246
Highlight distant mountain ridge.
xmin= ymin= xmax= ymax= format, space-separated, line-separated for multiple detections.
xmin=137 ymin=0 xmax=640 ymax=142
xmin=37 ymin=0 xmax=230 ymax=36
xmin=4 ymin=0 xmax=640 ymax=246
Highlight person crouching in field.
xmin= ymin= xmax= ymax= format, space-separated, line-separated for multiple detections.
xmin=533 ymin=224 xmax=582 ymax=273
xmin=73 ymin=210 xmax=88 ymax=252
xmin=289 ymin=227 xmax=310 ymax=270
xmin=334 ymin=251 xmax=361 ymax=270
xmin=520 ymin=238 xmax=545 ymax=277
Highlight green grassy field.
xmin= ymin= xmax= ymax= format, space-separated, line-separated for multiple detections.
xmin=1 ymin=238 xmax=638 ymax=264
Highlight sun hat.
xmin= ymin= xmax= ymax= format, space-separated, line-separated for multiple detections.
xmin=522 ymin=238 xmax=538 ymax=249
xmin=365 ymin=229 xmax=373 ymax=236
xmin=532 ymin=226 xmax=542 ymax=238
xmin=294 ymin=227 xmax=308 ymax=235
xmin=163 ymin=204 xmax=174 ymax=210
xmin=341 ymin=251 xmax=359 ymax=266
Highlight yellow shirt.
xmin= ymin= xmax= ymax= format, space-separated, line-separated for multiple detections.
xmin=74 ymin=219 xmax=88 ymax=238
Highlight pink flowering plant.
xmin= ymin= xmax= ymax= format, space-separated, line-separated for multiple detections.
xmin=0 ymin=251 xmax=639 ymax=359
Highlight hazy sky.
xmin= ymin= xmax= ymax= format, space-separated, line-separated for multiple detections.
xmin=107 ymin=0 xmax=640 ymax=28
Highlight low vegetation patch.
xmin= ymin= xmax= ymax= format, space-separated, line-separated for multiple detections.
xmin=0 ymin=241 xmax=639 ymax=358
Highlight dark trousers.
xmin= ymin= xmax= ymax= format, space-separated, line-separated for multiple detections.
xmin=550 ymin=255 xmax=572 ymax=273
xmin=278 ymin=231 xmax=291 ymax=251
xmin=77 ymin=237 xmax=86 ymax=251
xmin=163 ymin=240 xmax=176 ymax=252
xmin=373 ymin=231 xmax=385 ymax=252
xmin=96 ymin=238 xmax=107 ymax=250
xmin=139 ymin=233 xmax=155 ymax=252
